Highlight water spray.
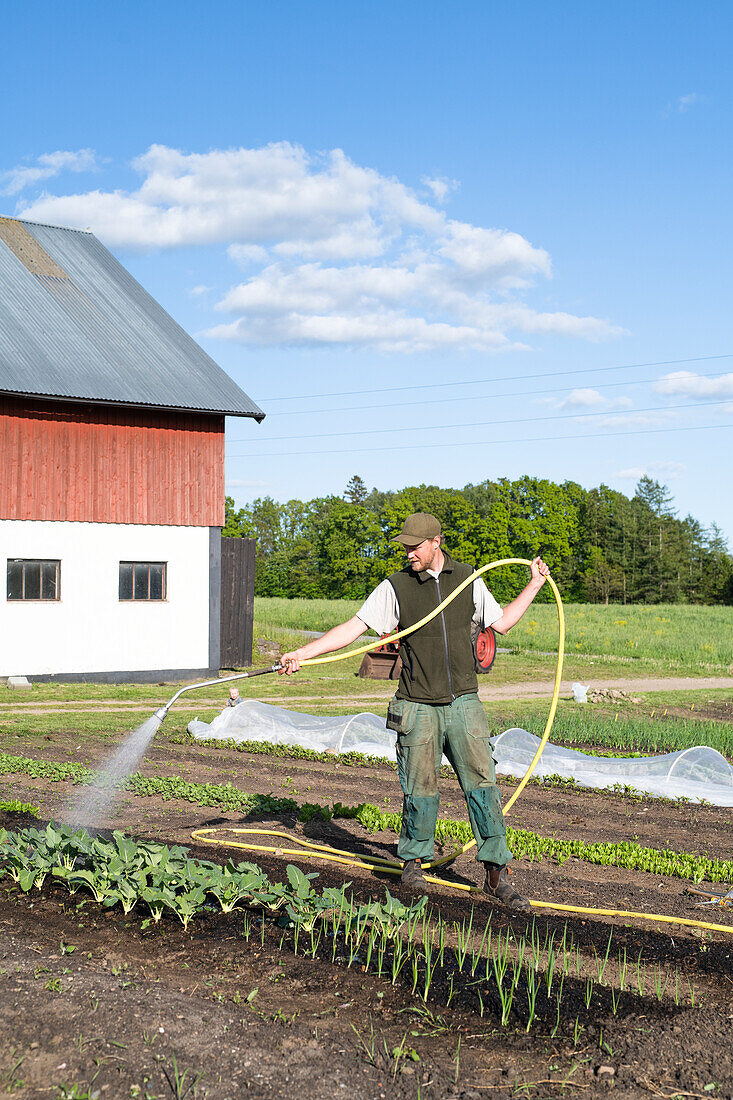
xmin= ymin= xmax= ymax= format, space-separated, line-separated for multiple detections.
xmin=66 ymin=665 xmax=283 ymax=826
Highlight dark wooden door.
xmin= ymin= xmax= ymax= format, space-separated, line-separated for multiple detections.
xmin=220 ymin=537 xmax=256 ymax=668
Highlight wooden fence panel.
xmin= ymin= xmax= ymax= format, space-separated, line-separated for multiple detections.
xmin=220 ymin=537 xmax=255 ymax=667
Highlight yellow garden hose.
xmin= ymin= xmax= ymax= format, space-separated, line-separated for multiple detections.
xmin=298 ymin=558 xmax=565 ymax=829
xmin=191 ymin=559 xmax=732 ymax=938
xmin=191 ymin=825 xmax=733 ymax=937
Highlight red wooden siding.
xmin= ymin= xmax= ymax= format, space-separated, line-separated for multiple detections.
xmin=1 ymin=397 xmax=225 ymax=526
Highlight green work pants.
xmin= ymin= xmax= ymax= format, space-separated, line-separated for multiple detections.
xmin=387 ymin=692 xmax=512 ymax=866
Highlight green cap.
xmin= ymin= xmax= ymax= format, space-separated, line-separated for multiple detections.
xmin=392 ymin=512 xmax=442 ymax=546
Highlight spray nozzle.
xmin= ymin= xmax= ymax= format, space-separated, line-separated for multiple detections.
xmin=152 ymin=663 xmax=284 ymax=726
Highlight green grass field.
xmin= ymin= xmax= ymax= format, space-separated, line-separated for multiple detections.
xmin=256 ymin=598 xmax=733 ymax=673
xmin=1 ymin=601 xmax=730 ymax=771
xmin=511 ymin=602 xmax=732 ymax=669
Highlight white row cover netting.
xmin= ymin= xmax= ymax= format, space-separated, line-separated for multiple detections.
xmin=188 ymin=700 xmax=733 ymax=806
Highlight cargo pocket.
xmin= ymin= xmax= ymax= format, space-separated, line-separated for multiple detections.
xmin=387 ymin=699 xmax=432 ymax=747
xmin=386 ymin=697 xmax=412 ymax=733
xmin=461 ymin=694 xmax=491 ymax=739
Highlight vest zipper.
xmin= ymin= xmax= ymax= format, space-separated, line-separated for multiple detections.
xmin=434 ymin=576 xmax=455 ymax=700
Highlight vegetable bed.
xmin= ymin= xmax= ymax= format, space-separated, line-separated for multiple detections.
xmin=2 ymin=709 xmax=733 ymax=1099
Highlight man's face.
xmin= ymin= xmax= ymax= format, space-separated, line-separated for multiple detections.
xmin=404 ymin=537 xmax=441 ymax=573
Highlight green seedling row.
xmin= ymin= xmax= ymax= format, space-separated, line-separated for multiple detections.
xmin=0 ymin=800 xmax=41 ymax=817
xmin=1 ymin=751 xmax=731 ymax=885
xmin=0 ymin=821 xmax=423 ymax=933
xmin=352 ymin=808 xmax=733 ymax=886
xmin=171 ymin=731 xmax=650 ymax=766
xmin=174 ymin=733 xmax=720 ymax=798
xmin=546 ymin=712 xmax=733 ymax=759
xmin=0 ymin=823 xmax=702 ymax=1034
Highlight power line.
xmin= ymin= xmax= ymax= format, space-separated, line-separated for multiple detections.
xmin=234 ymin=369 xmax=729 ymax=425
xmin=226 ymin=421 xmax=731 ymax=461
xmin=227 ymin=399 xmax=730 ymax=452
xmin=254 ymin=352 xmax=733 ymax=404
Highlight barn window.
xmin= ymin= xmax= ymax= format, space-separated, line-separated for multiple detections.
xmin=7 ymin=559 xmax=60 ymax=601
xmin=119 ymin=562 xmax=167 ymax=601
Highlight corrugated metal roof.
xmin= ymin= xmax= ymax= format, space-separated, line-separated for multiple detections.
xmin=0 ymin=217 xmax=265 ymax=420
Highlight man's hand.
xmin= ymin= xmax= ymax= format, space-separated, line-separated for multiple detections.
xmin=530 ymin=556 xmax=550 ymax=586
xmin=490 ymin=557 xmax=551 ymax=634
xmin=278 ymin=616 xmax=369 ymax=674
xmin=279 ymin=649 xmax=305 ymax=675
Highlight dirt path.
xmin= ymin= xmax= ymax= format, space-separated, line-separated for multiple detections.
xmin=0 ymin=675 xmax=731 ymax=714
xmin=478 ymin=675 xmax=733 ymax=699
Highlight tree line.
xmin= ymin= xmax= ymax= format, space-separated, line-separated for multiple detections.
xmin=224 ymin=474 xmax=733 ymax=604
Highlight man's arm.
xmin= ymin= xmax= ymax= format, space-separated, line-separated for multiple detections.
xmin=279 ymin=615 xmax=369 ymax=674
xmin=490 ymin=556 xmax=550 ymax=635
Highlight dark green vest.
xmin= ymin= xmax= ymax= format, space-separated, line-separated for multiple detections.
xmin=389 ymin=550 xmax=478 ymax=705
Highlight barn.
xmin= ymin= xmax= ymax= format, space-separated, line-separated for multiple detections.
xmin=0 ymin=215 xmax=264 ymax=682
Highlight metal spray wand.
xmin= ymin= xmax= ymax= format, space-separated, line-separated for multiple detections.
xmin=152 ymin=664 xmax=283 ymax=724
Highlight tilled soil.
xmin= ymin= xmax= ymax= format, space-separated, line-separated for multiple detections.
xmin=5 ymin=728 xmax=732 ymax=870
xmin=1 ymin=730 xmax=733 ymax=1099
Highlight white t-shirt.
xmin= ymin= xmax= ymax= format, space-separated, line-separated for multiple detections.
xmin=357 ymin=573 xmax=503 ymax=636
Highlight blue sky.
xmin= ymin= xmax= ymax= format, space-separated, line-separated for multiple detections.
xmin=3 ymin=1 xmax=732 ymax=540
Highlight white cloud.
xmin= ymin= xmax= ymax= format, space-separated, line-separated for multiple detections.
xmin=493 ymin=307 xmax=620 ymax=340
xmin=1 ymin=149 xmax=98 ymax=196
xmin=188 ymin=284 xmax=213 ymax=296
xmin=676 ymin=92 xmax=702 ymax=112
xmin=206 ymin=259 xmax=619 ymax=352
xmin=208 ymin=310 xmax=511 ymax=354
xmin=614 ymin=461 xmax=686 ymax=480
xmin=272 ymin=220 xmax=386 ymax=260
xmin=16 ymin=141 xmax=623 ymax=353
xmin=558 ymin=388 xmax=607 ymax=409
xmin=228 ymin=243 xmax=269 ymax=266
xmin=19 ymin=143 xmax=437 ymax=252
xmin=539 ymin=388 xmax=633 ymax=410
xmin=654 ymin=371 xmax=733 ymax=398
xmin=422 ymin=176 xmax=459 ymax=203
xmin=663 ymin=92 xmax=705 ymax=118
xmin=437 ymin=221 xmax=551 ymax=286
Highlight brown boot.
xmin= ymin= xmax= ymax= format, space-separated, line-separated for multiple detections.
xmin=401 ymin=858 xmax=429 ymax=894
xmin=482 ymin=863 xmax=531 ymax=913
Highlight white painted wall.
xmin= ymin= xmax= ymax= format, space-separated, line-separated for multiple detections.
xmin=0 ymin=520 xmax=212 ymax=676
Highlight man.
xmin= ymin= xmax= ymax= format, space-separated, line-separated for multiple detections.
xmin=280 ymin=512 xmax=549 ymax=911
